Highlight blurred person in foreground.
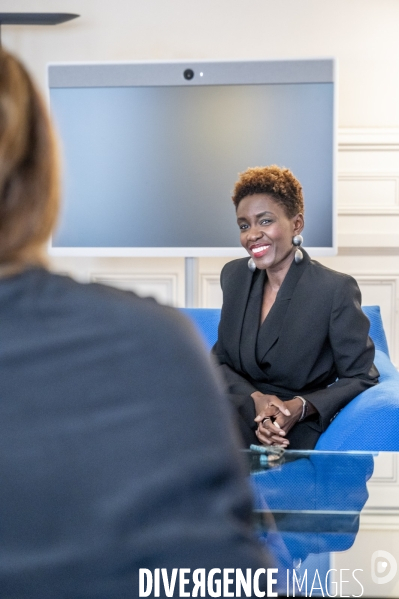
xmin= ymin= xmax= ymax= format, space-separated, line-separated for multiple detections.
xmin=0 ymin=49 xmax=271 ymax=598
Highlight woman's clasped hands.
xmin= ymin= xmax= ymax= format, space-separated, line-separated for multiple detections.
xmin=251 ymin=392 xmax=304 ymax=447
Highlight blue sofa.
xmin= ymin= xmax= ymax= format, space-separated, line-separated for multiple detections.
xmin=180 ymin=306 xmax=399 ymax=451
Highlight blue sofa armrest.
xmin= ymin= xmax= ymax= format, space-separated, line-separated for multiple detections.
xmin=315 ymin=350 xmax=399 ymax=451
xmin=361 ymin=305 xmax=389 ymax=357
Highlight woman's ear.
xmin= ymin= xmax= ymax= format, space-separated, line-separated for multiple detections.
xmin=293 ymin=213 xmax=304 ymax=235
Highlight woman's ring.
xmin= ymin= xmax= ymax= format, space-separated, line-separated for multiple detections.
xmin=262 ymin=417 xmax=270 ymax=425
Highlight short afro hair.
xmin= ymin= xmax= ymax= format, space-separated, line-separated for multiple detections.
xmin=232 ymin=165 xmax=304 ymax=218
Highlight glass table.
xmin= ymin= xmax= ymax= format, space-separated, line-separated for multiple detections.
xmin=245 ymin=447 xmax=399 ymax=598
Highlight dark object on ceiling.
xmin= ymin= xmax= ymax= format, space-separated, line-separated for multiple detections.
xmin=0 ymin=13 xmax=80 ymax=45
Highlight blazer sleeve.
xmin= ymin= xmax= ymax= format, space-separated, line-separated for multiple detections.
xmin=301 ymin=275 xmax=379 ymax=431
xmin=211 ymin=351 xmax=258 ymax=427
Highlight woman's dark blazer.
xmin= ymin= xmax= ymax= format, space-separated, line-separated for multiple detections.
xmin=212 ymin=250 xmax=379 ymax=448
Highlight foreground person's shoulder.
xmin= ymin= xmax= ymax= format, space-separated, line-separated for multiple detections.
xmin=43 ymin=269 xmax=191 ymax=331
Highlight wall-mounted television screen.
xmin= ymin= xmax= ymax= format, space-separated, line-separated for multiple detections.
xmin=48 ymin=59 xmax=336 ymax=257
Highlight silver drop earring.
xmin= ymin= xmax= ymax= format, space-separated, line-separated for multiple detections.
xmin=292 ymin=234 xmax=303 ymax=264
xmin=248 ymin=257 xmax=256 ymax=272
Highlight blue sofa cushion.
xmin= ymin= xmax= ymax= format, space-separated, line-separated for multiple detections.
xmin=180 ymin=308 xmax=221 ymax=350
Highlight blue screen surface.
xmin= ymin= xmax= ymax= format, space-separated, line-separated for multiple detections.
xmin=51 ymin=83 xmax=333 ymax=249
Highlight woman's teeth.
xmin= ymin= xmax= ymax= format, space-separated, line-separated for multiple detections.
xmin=252 ymin=245 xmax=269 ymax=256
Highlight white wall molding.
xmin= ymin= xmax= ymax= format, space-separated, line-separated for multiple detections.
xmin=362 ymin=455 xmax=399 ymax=527
xmin=339 ymin=128 xmax=399 ymax=151
xmin=338 ymin=173 xmax=399 ymax=215
xmin=354 ymin=275 xmax=398 ymax=363
xmin=368 ymin=453 xmax=398 ymax=485
xmin=337 ymin=127 xmax=399 ymax=247
xmin=200 ymin=273 xmax=222 ymax=309
xmin=90 ymin=273 xmax=178 ymax=306
xmin=338 ymin=232 xmax=399 ymax=248
xmin=360 ymin=510 xmax=399 ymax=531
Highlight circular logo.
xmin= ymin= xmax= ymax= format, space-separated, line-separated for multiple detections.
xmin=371 ymin=550 xmax=397 ymax=585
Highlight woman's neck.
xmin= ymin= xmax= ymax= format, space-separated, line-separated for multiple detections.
xmin=265 ymin=250 xmax=295 ymax=292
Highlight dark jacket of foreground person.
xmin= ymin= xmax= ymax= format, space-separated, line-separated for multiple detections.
xmin=0 ymin=268 xmax=271 ymax=598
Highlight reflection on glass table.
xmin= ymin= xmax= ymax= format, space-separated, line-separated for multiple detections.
xmin=245 ymin=448 xmax=399 ymax=598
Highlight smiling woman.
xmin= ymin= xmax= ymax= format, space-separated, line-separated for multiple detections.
xmin=236 ymin=194 xmax=303 ymax=282
xmin=212 ymin=165 xmax=379 ymax=450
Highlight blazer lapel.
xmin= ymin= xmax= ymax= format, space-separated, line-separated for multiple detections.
xmin=257 ymin=250 xmax=310 ymax=362
xmin=222 ymin=259 xmax=255 ymax=369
